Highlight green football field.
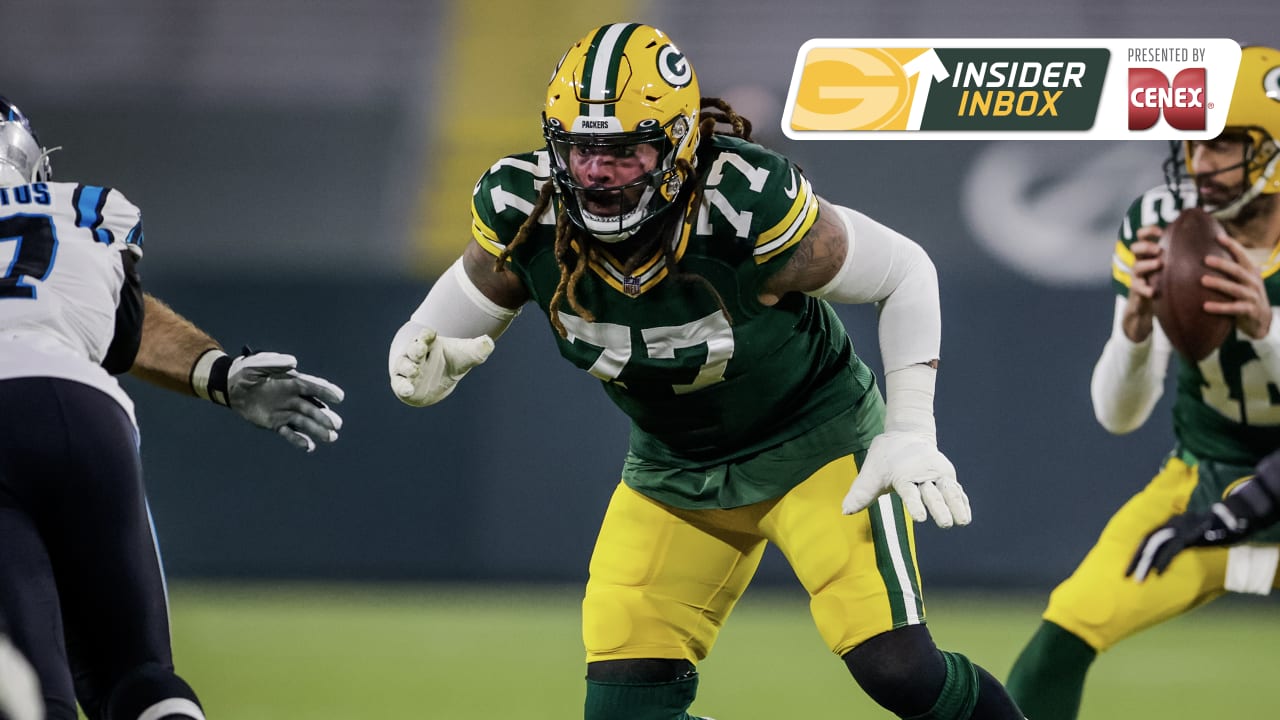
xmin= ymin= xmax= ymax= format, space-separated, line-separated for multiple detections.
xmin=168 ymin=582 xmax=1276 ymax=719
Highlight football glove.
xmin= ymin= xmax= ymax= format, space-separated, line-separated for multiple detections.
xmin=1126 ymin=504 xmax=1245 ymax=583
xmin=222 ymin=351 xmax=345 ymax=452
xmin=0 ymin=630 xmax=42 ymax=720
xmin=842 ymin=431 xmax=971 ymax=529
xmin=389 ymin=327 xmax=494 ymax=407
xmin=1128 ymin=466 xmax=1280 ymax=582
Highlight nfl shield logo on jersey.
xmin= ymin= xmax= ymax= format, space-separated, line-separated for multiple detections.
xmin=623 ymin=276 xmax=641 ymax=296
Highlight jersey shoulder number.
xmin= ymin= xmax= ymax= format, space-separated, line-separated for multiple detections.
xmin=695 ymin=136 xmax=818 ymax=266
xmin=470 ymin=150 xmax=553 ymax=257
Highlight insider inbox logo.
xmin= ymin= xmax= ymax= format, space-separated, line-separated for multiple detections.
xmin=1128 ymin=67 xmax=1207 ymax=130
xmin=781 ymin=39 xmax=1240 ymax=140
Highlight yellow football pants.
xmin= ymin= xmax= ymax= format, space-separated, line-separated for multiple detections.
xmin=582 ymin=454 xmax=923 ymax=663
xmin=1045 ymin=455 xmax=1279 ymax=651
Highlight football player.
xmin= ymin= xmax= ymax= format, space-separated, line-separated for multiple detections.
xmin=1006 ymin=45 xmax=1280 ymax=720
xmin=390 ymin=23 xmax=1025 ymax=720
xmin=0 ymin=95 xmax=345 ymax=720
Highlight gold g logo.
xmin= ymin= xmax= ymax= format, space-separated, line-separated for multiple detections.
xmin=791 ymin=48 xmax=914 ymax=131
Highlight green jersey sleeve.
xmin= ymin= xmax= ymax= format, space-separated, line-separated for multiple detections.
xmin=469 ymin=149 xmax=555 ymax=258
xmin=696 ymin=135 xmax=819 ymax=291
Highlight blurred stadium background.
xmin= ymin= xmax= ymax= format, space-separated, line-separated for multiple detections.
xmin=3 ymin=0 xmax=1275 ymax=716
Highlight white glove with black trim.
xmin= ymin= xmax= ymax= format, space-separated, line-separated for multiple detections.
xmin=389 ymin=327 xmax=494 ymax=407
xmin=193 ymin=349 xmax=345 ymax=452
xmin=842 ymin=431 xmax=971 ymax=529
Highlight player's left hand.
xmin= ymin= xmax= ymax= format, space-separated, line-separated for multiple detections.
xmin=842 ymin=431 xmax=971 ymax=528
xmin=1127 ymin=504 xmax=1242 ymax=582
xmin=227 ymin=351 xmax=345 ymax=452
xmin=1203 ymin=233 xmax=1271 ymax=339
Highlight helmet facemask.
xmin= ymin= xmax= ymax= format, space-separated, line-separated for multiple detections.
xmin=544 ymin=114 xmax=693 ymax=243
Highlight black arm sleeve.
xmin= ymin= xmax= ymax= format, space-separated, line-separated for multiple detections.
xmin=100 ymin=251 xmax=144 ymax=375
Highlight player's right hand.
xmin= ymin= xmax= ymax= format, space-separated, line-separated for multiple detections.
xmin=389 ymin=326 xmax=494 ymax=407
xmin=1121 ymin=225 xmax=1164 ymax=343
xmin=226 ymin=351 xmax=346 ymax=453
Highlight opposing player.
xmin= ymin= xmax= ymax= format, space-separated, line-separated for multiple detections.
xmin=0 ymin=95 xmax=345 ymax=720
xmin=1006 ymin=45 xmax=1280 ymax=720
xmin=390 ymin=23 xmax=1024 ymax=720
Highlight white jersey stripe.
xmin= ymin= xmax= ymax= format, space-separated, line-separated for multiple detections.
xmin=878 ymin=494 xmax=921 ymax=624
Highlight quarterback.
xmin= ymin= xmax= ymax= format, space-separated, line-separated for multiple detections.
xmin=391 ymin=23 xmax=1025 ymax=720
xmin=1007 ymin=45 xmax=1280 ymax=720
xmin=0 ymin=95 xmax=344 ymax=720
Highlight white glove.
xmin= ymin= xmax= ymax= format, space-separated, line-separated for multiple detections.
xmin=389 ymin=327 xmax=494 ymax=407
xmin=226 ymin=352 xmax=345 ymax=452
xmin=842 ymin=431 xmax=972 ymax=529
xmin=0 ymin=632 xmax=43 ymax=720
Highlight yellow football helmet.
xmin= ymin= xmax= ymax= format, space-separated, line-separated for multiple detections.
xmin=1170 ymin=45 xmax=1280 ymax=219
xmin=543 ymin=23 xmax=701 ymax=242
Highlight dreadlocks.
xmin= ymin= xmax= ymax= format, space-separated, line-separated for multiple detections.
xmin=497 ymin=97 xmax=755 ymax=338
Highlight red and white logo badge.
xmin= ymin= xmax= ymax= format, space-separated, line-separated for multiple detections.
xmin=1128 ymin=67 xmax=1206 ymax=130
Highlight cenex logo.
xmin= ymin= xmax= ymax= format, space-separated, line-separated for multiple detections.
xmin=1128 ymin=67 xmax=1207 ymax=131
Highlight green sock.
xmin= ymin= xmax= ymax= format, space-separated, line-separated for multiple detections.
xmin=584 ymin=674 xmax=701 ymax=720
xmin=905 ymin=651 xmax=980 ymax=720
xmin=1006 ymin=621 xmax=1096 ymax=720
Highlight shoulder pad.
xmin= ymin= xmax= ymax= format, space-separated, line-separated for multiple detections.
xmin=697 ymin=136 xmax=818 ymax=264
xmin=471 ymin=150 xmax=554 ymax=257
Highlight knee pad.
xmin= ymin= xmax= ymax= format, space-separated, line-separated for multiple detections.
xmin=585 ymin=659 xmax=699 ymax=720
xmin=842 ymin=626 xmax=946 ymax=717
xmin=101 ymin=662 xmax=204 ymax=720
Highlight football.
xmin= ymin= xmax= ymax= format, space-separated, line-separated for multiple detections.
xmin=1151 ymin=208 xmax=1234 ymax=362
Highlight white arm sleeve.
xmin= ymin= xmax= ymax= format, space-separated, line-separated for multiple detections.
xmin=388 ymin=258 xmax=520 ymax=375
xmin=1090 ymin=295 xmax=1171 ymax=434
xmin=1248 ymin=308 xmax=1280 ymax=385
xmin=806 ymin=204 xmax=941 ymax=374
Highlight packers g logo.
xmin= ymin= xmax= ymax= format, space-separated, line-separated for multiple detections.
xmin=657 ymin=44 xmax=692 ymax=88
xmin=791 ymin=48 xmax=916 ymax=131
xmin=1266 ymin=66 xmax=1280 ymax=102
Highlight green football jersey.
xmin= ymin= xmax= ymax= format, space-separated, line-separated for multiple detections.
xmin=471 ymin=135 xmax=880 ymax=508
xmin=1110 ymin=183 xmax=1280 ymax=466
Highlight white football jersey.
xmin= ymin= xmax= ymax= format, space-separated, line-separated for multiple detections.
xmin=0 ymin=181 xmax=143 ymax=422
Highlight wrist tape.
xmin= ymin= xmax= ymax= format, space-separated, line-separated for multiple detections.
xmin=190 ymin=348 xmax=232 ymax=406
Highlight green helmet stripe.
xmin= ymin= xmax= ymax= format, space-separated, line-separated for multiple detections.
xmin=578 ymin=22 xmax=640 ymax=117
